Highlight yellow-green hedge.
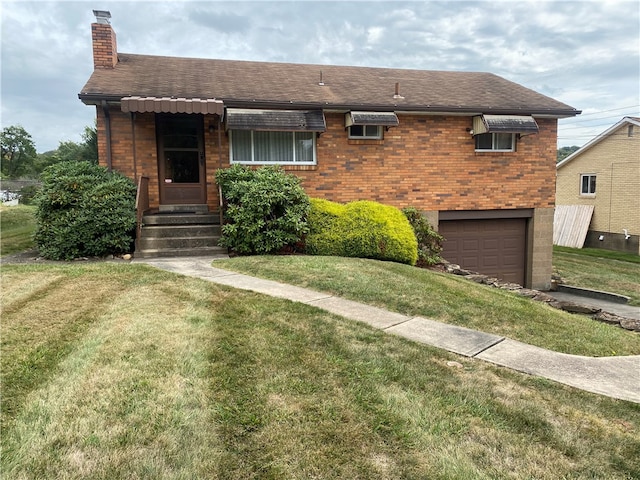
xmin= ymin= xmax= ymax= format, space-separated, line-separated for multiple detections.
xmin=306 ymin=198 xmax=418 ymax=265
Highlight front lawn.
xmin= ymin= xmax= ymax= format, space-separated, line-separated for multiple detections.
xmin=553 ymin=246 xmax=640 ymax=305
xmin=215 ymin=255 xmax=640 ymax=357
xmin=0 ymin=205 xmax=36 ymax=256
xmin=1 ymin=263 xmax=639 ymax=479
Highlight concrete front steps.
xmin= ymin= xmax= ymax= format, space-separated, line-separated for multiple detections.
xmin=135 ymin=205 xmax=228 ymax=258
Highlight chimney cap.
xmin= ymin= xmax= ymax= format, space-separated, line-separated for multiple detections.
xmin=93 ymin=10 xmax=111 ymax=24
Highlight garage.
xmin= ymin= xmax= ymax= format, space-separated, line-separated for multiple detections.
xmin=439 ymin=217 xmax=527 ymax=285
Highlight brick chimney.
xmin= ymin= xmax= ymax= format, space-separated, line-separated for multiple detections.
xmin=91 ymin=10 xmax=118 ymax=68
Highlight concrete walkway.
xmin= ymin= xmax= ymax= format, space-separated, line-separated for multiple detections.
xmin=546 ymin=290 xmax=640 ymax=320
xmin=136 ymin=256 xmax=640 ymax=404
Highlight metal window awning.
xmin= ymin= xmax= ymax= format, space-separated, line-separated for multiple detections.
xmin=225 ymin=108 xmax=326 ymax=132
xmin=473 ymin=115 xmax=539 ymax=136
xmin=345 ymin=111 xmax=399 ymax=128
xmin=121 ymin=96 xmax=224 ymax=115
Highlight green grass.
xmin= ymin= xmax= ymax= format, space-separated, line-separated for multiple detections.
xmin=0 ymin=204 xmax=36 ymax=256
xmin=215 ymin=255 xmax=640 ymax=357
xmin=554 ymin=245 xmax=640 ymax=264
xmin=553 ymin=246 xmax=640 ymax=305
xmin=2 ymin=263 xmax=639 ymax=479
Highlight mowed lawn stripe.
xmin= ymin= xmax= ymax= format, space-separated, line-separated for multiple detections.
xmin=1 ymin=263 xmax=639 ymax=479
xmin=2 ymin=264 xmax=225 ymax=478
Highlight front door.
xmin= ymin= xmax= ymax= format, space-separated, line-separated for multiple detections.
xmin=157 ymin=114 xmax=206 ymax=205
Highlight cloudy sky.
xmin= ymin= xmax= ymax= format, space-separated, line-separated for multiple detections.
xmin=1 ymin=0 xmax=639 ymax=152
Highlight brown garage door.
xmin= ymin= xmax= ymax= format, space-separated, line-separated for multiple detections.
xmin=439 ymin=218 xmax=526 ymax=285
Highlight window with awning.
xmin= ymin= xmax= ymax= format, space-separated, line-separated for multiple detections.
xmin=225 ymin=109 xmax=326 ymax=132
xmin=226 ymin=109 xmax=324 ymax=165
xmin=472 ymin=115 xmax=539 ymax=136
xmin=345 ymin=111 xmax=399 ymax=139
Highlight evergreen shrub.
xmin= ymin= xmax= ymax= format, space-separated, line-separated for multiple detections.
xmin=306 ymin=198 xmax=418 ymax=265
xmin=216 ymin=165 xmax=310 ymax=254
xmin=34 ymin=161 xmax=136 ymax=260
xmin=401 ymin=207 xmax=444 ymax=267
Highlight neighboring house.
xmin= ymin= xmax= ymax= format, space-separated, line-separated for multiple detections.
xmin=556 ymin=117 xmax=640 ymax=255
xmin=79 ymin=11 xmax=580 ymax=289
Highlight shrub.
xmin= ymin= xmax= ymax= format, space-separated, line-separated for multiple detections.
xmin=34 ymin=161 xmax=136 ymax=260
xmin=402 ymin=207 xmax=444 ymax=267
xmin=306 ymin=198 xmax=418 ymax=265
xmin=216 ymin=165 xmax=310 ymax=254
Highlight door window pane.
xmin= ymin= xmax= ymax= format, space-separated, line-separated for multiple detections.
xmin=165 ymin=151 xmax=199 ymax=183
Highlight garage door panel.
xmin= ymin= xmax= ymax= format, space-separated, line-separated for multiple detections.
xmin=482 ymin=256 xmax=499 ymax=268
xmin=462 ymin=239 xmax=479 ymax=251
xmin=482 ymin=239 xmax=499 ymax=250
xmin=503 ymin=238 xmax=521 ymax=249
xmin=440 ymin=218 xmax=526 ymax=285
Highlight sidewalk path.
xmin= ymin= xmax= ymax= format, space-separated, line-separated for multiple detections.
xmin=136 ymin=256 xmax=640 ymax=403
xmin=546 ymin=290 xmax=640 ymax=320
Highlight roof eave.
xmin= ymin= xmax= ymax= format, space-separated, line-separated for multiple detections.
xmin=79 ymin=93 xmax=580 ymax=119
xmin=557 ymin=116 xmax=639 ymax=169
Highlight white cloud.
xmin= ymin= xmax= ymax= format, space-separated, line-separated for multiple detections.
xmin=1 ymin=0 xmax=638 ymax=151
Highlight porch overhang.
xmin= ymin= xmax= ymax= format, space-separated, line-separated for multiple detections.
xmin=121 ymin=96 xmax=224 ymax=115
xmin=472 ymin=114 xmax=539 ymax=136
xmin=225 ymin=108 xmax=326 ymax=132
xmin=345 ymin=111 xmax=399 ymax=128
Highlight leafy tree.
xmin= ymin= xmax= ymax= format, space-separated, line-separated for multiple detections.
xmin=51 ymin=124 xmax=98 ymax=165
xmin=557 ymin=145 xmax=580 ymax=163
xmin=0 ymin=125 xmax=37 ymax=178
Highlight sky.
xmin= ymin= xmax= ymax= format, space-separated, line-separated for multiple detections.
xmin=1 ymin=0 xmax=639 ymax=153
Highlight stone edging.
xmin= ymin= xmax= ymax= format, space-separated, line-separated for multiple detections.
xmin=439 ymin=262 xmax=640 ymax=332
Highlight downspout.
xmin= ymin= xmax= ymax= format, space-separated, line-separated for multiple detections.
xmin=130 ymin=112 xmax=138 ymax=182
xmin=217 ymin=114 xmax=223 ymax=169
xmin=101 ymin=100 xmax=113 ymax=172
xmin=217 ymin=114 xmax=224 ymax=226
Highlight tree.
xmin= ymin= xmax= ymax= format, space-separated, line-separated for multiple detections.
xmin=51 ymin=124 xmax=98 ymax=165
xmin=0 ymin=125 xmax=37 ymax=178
xmin=557 ymin=145 xmax=580 ymax=163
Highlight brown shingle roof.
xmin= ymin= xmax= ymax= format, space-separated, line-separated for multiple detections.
xmin=79 ymin=53 xmax=579 ymax=116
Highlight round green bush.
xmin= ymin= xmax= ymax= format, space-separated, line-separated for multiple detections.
xmin=306 ymin=198 xmax=418 ymax=265
xmin=216 ymin=165 xmax=310 ymax=254
xmin=34 ymin=161 xmax=136 ymax=260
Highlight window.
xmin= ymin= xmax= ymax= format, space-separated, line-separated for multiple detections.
xmin=230 ymin=130 xmax=316 ymax=164
xmin=348 ymin=124 xmax=383 ymax=139
xmin=580 ymin=174 xmax=596 ymax=195
xmin=475 ymin=133 xmax=515 ymax=151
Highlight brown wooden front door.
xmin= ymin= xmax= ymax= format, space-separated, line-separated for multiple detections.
xmin=157 ymin=114 xmax=206 ymax=205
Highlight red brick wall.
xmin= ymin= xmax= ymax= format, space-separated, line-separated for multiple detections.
xmin=95 ymin=109 xmax=557 ymax=212
xmin=91 ymin=23 xmax=118 ymax=68
xmin=297 ymin=113 xmax=557 ymax=211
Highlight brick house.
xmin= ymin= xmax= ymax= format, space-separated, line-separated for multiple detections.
xmin=79 ymin=11 xmax=579 ymax=289
xmin=556 ymin=117 xmax=640 ymax=254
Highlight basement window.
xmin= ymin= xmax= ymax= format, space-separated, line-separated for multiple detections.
xmin=580 ymin=174 xmax=596 ymax=196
